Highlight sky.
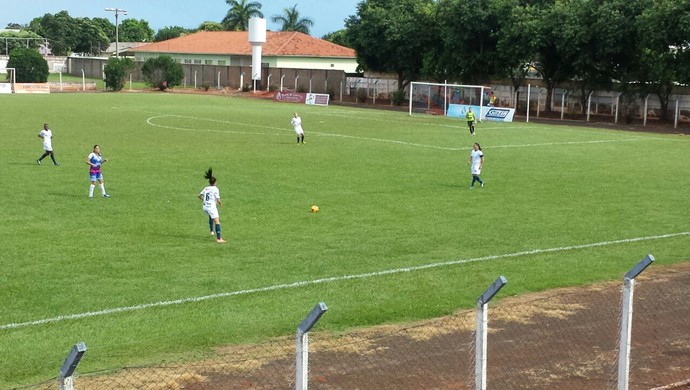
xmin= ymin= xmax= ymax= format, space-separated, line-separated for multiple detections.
xmin=0 ymin=0 xmax=360 ymax=38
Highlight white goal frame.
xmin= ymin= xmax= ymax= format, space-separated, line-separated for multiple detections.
xmin=408 ymin=81 xmax=490 ymax=117
xmin=0 ymin=68 xmax=16 ymax=93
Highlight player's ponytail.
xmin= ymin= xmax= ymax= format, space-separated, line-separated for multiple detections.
xmin=475 ymin=143 xmax=481 ymax=151
xmin=204 ymin=168 xmax=216 ymax=185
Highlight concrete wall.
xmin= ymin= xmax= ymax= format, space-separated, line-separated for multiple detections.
xmin=67 ymin=57 xmax=349 ymax=94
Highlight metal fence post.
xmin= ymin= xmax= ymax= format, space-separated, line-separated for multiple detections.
xmin=59 ymin=342 xmax=87 ymax=390
xmin=296 ymin=302 xmax=328 ymax=390
xmin=618 ymin=254 xmax=654 ymax=390
xmin=475 ymin=276 xmax=507 ymax=390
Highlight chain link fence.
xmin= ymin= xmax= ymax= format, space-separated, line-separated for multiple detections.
xmin=20 ymin=264 xmax=690 ymax=390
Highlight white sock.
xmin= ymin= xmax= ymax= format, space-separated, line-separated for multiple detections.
xmin=100 ymin=183 xmax=106 ymax=195
xmin=89 ymin=184 xmax=95 ymax=197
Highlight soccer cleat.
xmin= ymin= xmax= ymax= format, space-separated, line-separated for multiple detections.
xmin=216 ymin=238 xmax=227 ymax=244
xmin=480 ymin=182 xmax=484 ymax=188
xmin=470 ymin=186 xmax=474 ymax=190
xmin=210 ymin=231 xmax=215 ymax=235
xmin=54 ymin=163 xmax=60 ymax=166
xmin=36 ymin=159 xmax=41 ymax=165
xmin=102 ymin=193 xmax=111 ymax=198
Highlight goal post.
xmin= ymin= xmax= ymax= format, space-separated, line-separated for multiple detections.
xmin=0 ymin=68 xmax=16 ymax=93
xmin=408 ymin=81 xmax=490 ymax=118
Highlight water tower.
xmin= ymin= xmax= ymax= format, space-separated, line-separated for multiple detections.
xmin=248 ymin=18 xmax=266 ymax=84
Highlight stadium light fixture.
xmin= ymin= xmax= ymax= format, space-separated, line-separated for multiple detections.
xmin=105 ymin=8 xmax=128 ymax=58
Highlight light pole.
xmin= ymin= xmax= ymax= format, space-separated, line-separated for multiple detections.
xmin=104 ymin=8 xmax=128 ymax=58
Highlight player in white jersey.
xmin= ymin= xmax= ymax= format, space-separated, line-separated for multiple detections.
xmin=468 ymin=143 xmax=484 ymax=189
xmin=86 ymin=144 xmax=110 ymax=198
xmin=198 ymin=168 xmax=227 ymax=243
xmin=291 ymin=112 xmax=306 ymax=144
xmin=36 ymin=123 xmax=60 ymax=166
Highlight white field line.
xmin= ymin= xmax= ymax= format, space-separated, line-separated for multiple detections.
xmin=145 ymin=114 xmax=651 ymax=151
xmin=2 ymin=231 xmax=687 ymax=331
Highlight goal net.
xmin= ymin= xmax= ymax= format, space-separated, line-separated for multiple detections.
xmin=408 ymin=81 xmax=490 ymax=118
xmin=0 ymin=68 xmax=15 ymax=94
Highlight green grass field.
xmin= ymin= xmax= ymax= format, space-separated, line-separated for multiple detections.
xmin=0 ymin=92 xmax=688 ymax=387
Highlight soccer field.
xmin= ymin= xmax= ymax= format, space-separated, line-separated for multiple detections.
xmin=0 ymin=92 xmax=688 ymax=387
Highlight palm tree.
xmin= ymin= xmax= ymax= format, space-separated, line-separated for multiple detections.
xmin=222 ymin=0 xmax=263 ymax=31
xmin=271 ymin=4 xmax=314 ymax=35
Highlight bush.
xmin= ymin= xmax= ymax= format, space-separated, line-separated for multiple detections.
xmin=7 ymin=48 xmax=48 ymax=83
xmin=103 ymin=57 xmax=136 ymax=91
xmin=356 ymin=87 xmax=368 ymax=103
xmin=242 ymin=84 xmax=251 ymax=92
xmin=200 ymin=82 xmax=211 ymax=91
xmin=391 ymin=89 xmax=406 ymax=106
xmin=141 ymin=55 xmax=184 ymax=91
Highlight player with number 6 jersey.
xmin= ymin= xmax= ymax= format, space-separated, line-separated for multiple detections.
xmin=198 ymin=168 xmax=226 ymax=244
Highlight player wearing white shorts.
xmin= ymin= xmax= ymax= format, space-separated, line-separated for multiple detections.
xmin=291 ymin=112 xmax=306 ymax=144
xmin=198 ymin=168 xmax=226 ymax=244
xmin=36 ymin=123 xmax=60 ymax=166
xmin=468 ymin=143 xmax=484 ymax=189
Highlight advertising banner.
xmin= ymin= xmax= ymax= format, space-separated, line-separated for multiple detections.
xmin=482 ymin=107 xmax=516 ymax=122
xmin=14 ymin=83 xmax=51 ymax=94
xmin=274 ymin=91 xmax=306 ymax=103
xmin=0 ymin=83 xmax=12 ymax=94
xmin=448 ymin=104 xmax=515 ymax=122
xmin=305 ymin=93 xmax=330 ymax=106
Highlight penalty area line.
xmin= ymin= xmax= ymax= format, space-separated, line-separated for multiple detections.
xmin=1 ymin=231 xmax=687 ymax=331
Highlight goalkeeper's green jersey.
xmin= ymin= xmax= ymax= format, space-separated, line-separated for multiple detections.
xmin=466 ymin=111 xmax=475 ymax=122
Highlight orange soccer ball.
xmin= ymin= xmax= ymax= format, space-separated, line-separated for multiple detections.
xmin=310 ymin=205 xmax=320 ymax=213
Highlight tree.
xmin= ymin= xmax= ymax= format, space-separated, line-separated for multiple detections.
xmin=91 ymin=17 xmax=115 ymax=42
xmin=197 ymin=21 xmax=225 ymax=32
xmin=28 ymin=11 xmax=80 ymax=56
xmin=345 ymin=0 xmax=436 ymax=91
xmin=73 ymin=17 xmax=110 ymax=55
xmin=141 ymin=55 xmax=184 ymax=90
xmin=0 ymin=30 xmax=44 ymax=56
xmin=155 ymin=26 xmax=190 ymax=42
xmin=271 ymin=4 xmax=314 ymax=34
xmin=634 ymin=0 xmax=690 ymax=121
xmin=7 ymin=47 xmax=49 ymax=83
xmin=119 ymin=19 xmax=155 ymax=42
xmin=493 ymin=0 xmax=541 ymax=106
xmin=104 ymin=57 xmax=136 ymax=91
xmin=322 ymin=29 xmax=350 ymax=47
xmin=5 ymin=23 xmax=25 ymax=29
xmin=430 ymin=0 xmax=500 ymax=84
xmin=222 ymin=0 xmax=263 ymax=31
xmin=529 ymin=2 xmax=579 ymax=112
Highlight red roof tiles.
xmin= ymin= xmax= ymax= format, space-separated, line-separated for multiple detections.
xmin=130 ymin=31 xmax=355 ymax=58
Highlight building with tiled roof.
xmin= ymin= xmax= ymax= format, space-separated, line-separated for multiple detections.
xmin=128 ymin=31 xmax=358 ymax=73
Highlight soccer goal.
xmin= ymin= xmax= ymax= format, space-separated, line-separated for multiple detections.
xmin=0 ymin=68 xmax=16 ymax=94
xmin=408 ymin=81 xmax=490 ymax=118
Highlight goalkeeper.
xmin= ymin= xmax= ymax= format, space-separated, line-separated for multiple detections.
xmin=466 ymin=108 xmax=476 ymax=136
